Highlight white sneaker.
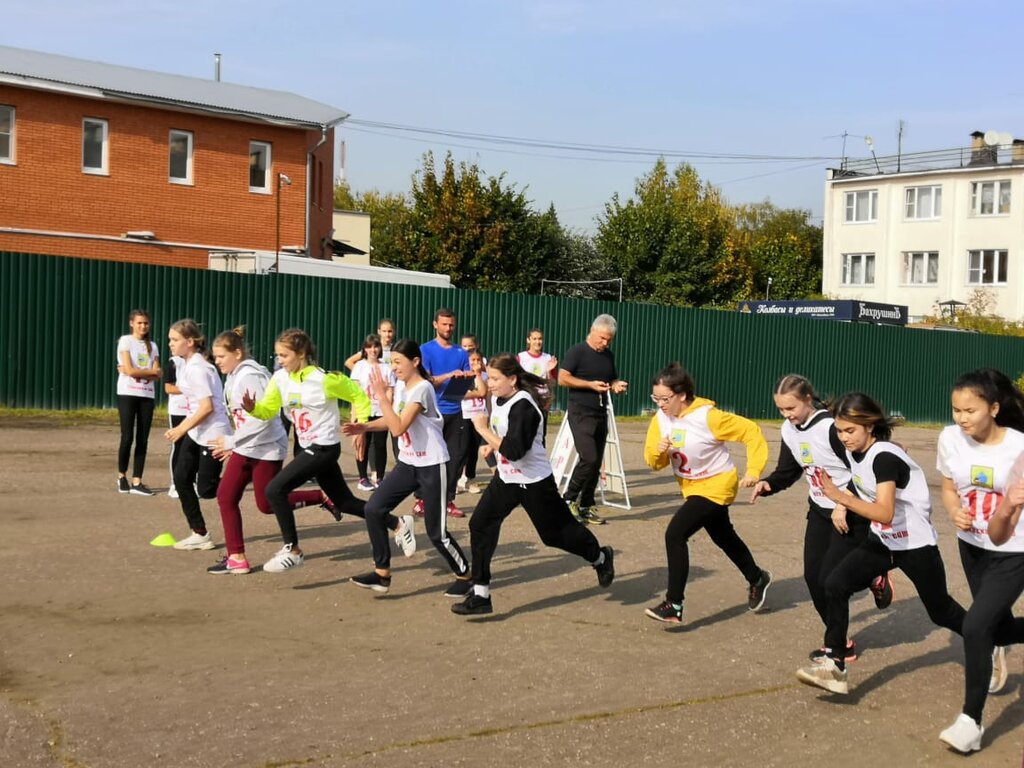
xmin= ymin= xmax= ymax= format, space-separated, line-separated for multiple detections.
xmin=456 ymin=476 xmax=468 ymax=494
xmin=796 ymin=657 xmax=849 ymax=694
xmin=173 ymin=531 xmax=214 ymax=550
xmin=466 ymin=480 xmax=481 ymax=495
xmin=263 ymin=544 xmax=304 ymax=573
xmin=989 ymin=646 xmax=1008 ymax=694
xmin=394 ymin=515 xmax=417 ymax=558
xmin=939 ymin=713 xmax=984 ymax=753
xmin=167 ymin=486 xmax=179 ymax=499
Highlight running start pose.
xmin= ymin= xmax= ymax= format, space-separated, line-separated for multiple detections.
xmin=452 ymin=353 xmax=614 ymax=616
xmin=643 ymin=362 xmax=772 ymax=624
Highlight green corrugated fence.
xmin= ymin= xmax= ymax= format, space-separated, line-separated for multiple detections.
xmin=3 ymin=250 xmax=1023 ymax=421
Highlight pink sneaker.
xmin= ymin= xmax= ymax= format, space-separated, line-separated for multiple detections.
xmin=207 ymin=556 xmax=251 ymax=575
xmin=447 ymin=501 xmax=465 ymax=518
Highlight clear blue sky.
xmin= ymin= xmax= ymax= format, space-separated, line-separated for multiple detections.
xmin=6 ymin=1 xmax=1022 ymax=232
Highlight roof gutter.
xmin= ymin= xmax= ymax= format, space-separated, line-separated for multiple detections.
xmin=306 ymin=118 xmax=346 ymax=257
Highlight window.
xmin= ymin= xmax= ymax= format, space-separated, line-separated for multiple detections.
xmin=844 ymin=190 xmax=877 ymax=223
xmin=169 ymin=130 xmax=193 ymax=184
xmin=971 ymin=180 xmax=1011 ymax=215
xmin=249 ymin=141 xmax=271 ymax=192
xmin=842 ymin=253 xmax=875 ymax=285
xmin=967 ymin=249 xmax=1008 ymax=285
xmin=905 ymin=185 xmax=941 ymax=219
xmin=903 ymin=251 xmax=938 ymax=284
xmin=0 ymin=105 xmax=13 ymax=164
xmin=82 ymin=118 xmax=108 ymax=174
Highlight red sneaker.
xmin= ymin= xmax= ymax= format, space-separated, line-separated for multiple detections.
xmin=411 ymin=498 xmax=425 ymax=518
xmin=447 ymin=501 xmax=465 ymax=518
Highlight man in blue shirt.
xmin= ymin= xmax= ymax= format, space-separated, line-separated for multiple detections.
xmin=420 ymin=307 xmax=472 ymax=516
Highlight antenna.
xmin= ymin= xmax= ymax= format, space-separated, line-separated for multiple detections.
xmin=865 ymin=136 xmax=881 ymax=173
xmin=214 ymin=53 xmax=221 ymax=82
xmin=984 ymin=130 xmax=1000 ymax=147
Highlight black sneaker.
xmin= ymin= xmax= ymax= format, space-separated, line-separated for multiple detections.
xmin=644 ymin=600 xmax=682 ymax=623
xmin=206 ymin=556 xmax=251 ymax=575
xmin=593 ymin=546 xmax=615 ymax=588
xmin=350 ymin=572 xmax=391 ymax=593
xmin=870 ymin=572 xmax=894 ymax=609
xmin=118 ymin=476 xmax=130 ymax=493
xmin=809 ymin=640 xmax=858 ymax=664
xmin=130 ymin=482 xmax=155 ymax=496
xmin=578 ymin=506 xmax=606 ymax=525
xmin=444 ymin=578 xmax=473 ymax=598
xmin=321 ymin=498 xmax=342 ymax=522
xmin=748 ymin=569 xmax=772 ymax=611
xmin=452 ymin=594 xmax=493 ymax=615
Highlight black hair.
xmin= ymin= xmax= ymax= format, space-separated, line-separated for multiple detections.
xmin=651 ymin=362 xmax=695 ymax=401
xmin=830 ymin=392 xmax=902 ymax=442
xmin=952 ymin=368 xmax=1024 ymax=432
xmin=391 ymin=338 xmax=430 ymax=380
xmin=360 ymin=333 xmax=383 ymax=360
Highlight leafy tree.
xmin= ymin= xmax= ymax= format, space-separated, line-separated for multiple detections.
xmin=726 ymin=202 xmax=822 ymax=302
xmin=333 ymin=179 xmax=357 ymax=210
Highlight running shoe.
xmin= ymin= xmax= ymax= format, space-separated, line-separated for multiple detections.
xmin=809 ymin=640 xmax=858 ymax=664
xmin=350 ymin=572 xmax=391 ymax=593
xmin=167 ymin=486 xmax=179 ymax=499
xmin=452 ymin=594 xmax=493 ymax=615
xmin=394 ymin=515 xmax=417 ymax=557
xmin=644 ymin=600 xmax=682 ymax=623
xmin=263 ymin=544 xmax=304 ymax=572
xmin=447 ymin=501 xmax=466 ymax=518
xmin=593 ymin=546 xmax=615 ymax=588
xmin=444 ymin=578 xmax=473 ymax=598
xmin=577 ymin=506 xmax=606 ymax=525
xmin=870 ymin=572 xmax=894 ymax=609
xmin=567 ymin=500 xmax=583 ymax=522
xmin=456 ymin=476 xmax=468 ymax=493
xmin=990 ymin=647 xmax=1008 ymax=694
xmin=356 ymin=478 xmax=375 ymax=492
xmin=117 ymin=476 xmax=130 ymax=493
xmin=173 ymin=531 xmax=215 ymax=551
xmin=939 ymin=714 xmax=984 ymax=753
xmin=321 ymin=498 xmax=341 ymax=522
xmin=207 ymin=556 xmax=251 ymax=575
xmin=411 ymin=498 xmax=425 ymax=518
xmin=466 ymin=481 xmax=481 ymax=495
xmin=130 ymin=482 xmax=155 ymax=496
xmin=748 ymin=569 xmax=772 ymax=611
xmin=796 ymin=657 xmax=849 ymax=695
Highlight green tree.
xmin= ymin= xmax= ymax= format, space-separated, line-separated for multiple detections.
xmin=333 ymin=179 xmax=357 ymax=210
xmin=727 ymin=202 xmax=822 ymax=302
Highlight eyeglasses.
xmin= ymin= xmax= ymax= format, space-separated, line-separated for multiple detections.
xmin=650 ymin=394 xmax=674 ymax=404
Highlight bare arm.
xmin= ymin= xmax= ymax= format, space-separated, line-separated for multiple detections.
xmin=990 ymin=482 xmax=1024 ymax=546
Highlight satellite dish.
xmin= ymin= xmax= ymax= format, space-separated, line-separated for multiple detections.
xmin=984 ymin=130 xmax=1000 ymax=146
xmin=864 ymin=136 xmax=874 ymax=149
xmin=998 ymin=131 xmax=1014 ymax=146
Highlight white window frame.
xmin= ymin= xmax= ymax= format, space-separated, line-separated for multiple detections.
xmin=842 ymin=252 xmax=875 ymax=285
xmin=168 ymin=129 xmax=193 ymax=185
xmin=844 ymin=189 xmax=877 ymax=223
xmin=249 ymin=141 xmax=271 ymax=193
xmin=82 ymin=118 xmax=109 ymax=175
xmin=904 ymin=185 xmax=941 ymax=220
xmin=0 ymin=105 xmax=14 ymax=165
xmin=967 ymin=249 xmax=1008 ymax=285
xmin=970 ymin=180 xmax=1011 ymax=216
xmin=902 ymin=251 xmax=939 ymax=285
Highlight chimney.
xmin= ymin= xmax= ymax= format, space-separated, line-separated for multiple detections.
xmin=1013 ymin=139 xmax=1024 ymax=164
xmin=969 ymin=130 xmax=996 ymax=166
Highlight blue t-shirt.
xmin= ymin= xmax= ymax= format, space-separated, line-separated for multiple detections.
xmin=420 ymin=340 xmax=471 ymax=415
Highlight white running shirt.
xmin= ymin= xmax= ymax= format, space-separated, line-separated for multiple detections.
xmin=116 ymin=335 xmax=159 ymax=398
xmin=394 ymin=379 xmax=448 ymax=467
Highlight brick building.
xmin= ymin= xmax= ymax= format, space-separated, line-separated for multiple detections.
xmin=0 ymin=45 xmax=347 ymax=269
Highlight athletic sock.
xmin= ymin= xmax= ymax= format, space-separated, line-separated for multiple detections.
xmin=591 ymin=551 xmax=605 ymax=566
xmin=474 ymin=584 xmax=490 ymax=598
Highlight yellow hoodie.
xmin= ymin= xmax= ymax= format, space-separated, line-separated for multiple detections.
xmin=644 ymin=396 xmax=767 ymax=506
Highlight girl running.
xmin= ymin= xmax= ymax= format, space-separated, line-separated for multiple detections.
xmin=643 ymin=362 xmax=772 ymax=624
xmin=350 ymin=334 xmax=396 ymax=492
xmin=452 ymin=353 xmax=613 ymax=616
xmin=750 ymin=375 xmax=892 ymax=664
xmin=116 ymin=309 xmax=161 ymax=495
xmin=163 ymin=355 xmax=188 ymax=499
xmin=240 ymin=328 xmax=377 ymax=573
xmin=206 ymin=327 xmax=337 ymax=575
xmin=797 ymin=392 xmax=966 ymax=697
xmin=935 ymin=369 xmax=1024 ymax=753
xmin=164 ymin=319 xmax=231 ymax=550
xmin=344 ymin=338 xmax=469 ymax=596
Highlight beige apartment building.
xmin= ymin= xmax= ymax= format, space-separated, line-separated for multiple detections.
xmin=822 ymin=132 xmax=1024 ymax=321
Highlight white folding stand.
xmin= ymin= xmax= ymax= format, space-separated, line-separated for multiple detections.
xmin=550 ymin=399 xmax=632 ymax=510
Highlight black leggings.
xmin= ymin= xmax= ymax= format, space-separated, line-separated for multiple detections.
xmin=469 ymin=474 xmax=600 ymax=586
xmin=264 ymin=442 xmax=366 ymax=547
xmin=823 ymin=535 xmax=965 ymax=656
xmin=958 ymin=540 xmax=1024 ymax=722
xmin=803 ymin=504 xmax=871 ymax=626
xmin=664 ymin=495 xmax=762 ymax=604
xmin=356 ymin=416 xmax=388 ymax=481
xmin=117 ymin=395 xmax=155 ymax=477
xmin=168 ymin=413 xmax=185 ymax=486
xmin=172 ymin=434 xmax=223 ymax=533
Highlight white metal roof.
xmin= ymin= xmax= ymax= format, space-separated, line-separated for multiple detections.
xmin=0 ymin=45 xmax=348 ymax=129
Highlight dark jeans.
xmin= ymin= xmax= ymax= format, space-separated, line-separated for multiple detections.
xmin=470 ymin=474 xmax=600 ymax=585
xmin=958 ymin=540 xmax=1024 ymax=722
xmin=823 ymin=535 xmax=965 ymax=657
xmin=665 ymin=495 xmax=762 ymax=604
xmin=172 ymin=434 xmax=223 ymax=533
xmin=564 ymin=404 xmax=607 ymax=507
xmin=117 ymin=394 xmax=155 ymax=477
xmin=803 ymin=504 xmax=871 ymax=626
xmin=265 ymin=443 xmax=365 ymax=547
xmin=364 ymin=460 xmax=467 ymax=574
xmin=356 ymin=416 xmax=389 ymax=481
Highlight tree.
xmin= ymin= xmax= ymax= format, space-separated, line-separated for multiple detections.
xmin=726 ymin=202 xmax=822 ymax=302
xmin=333 ymin=179 xmax=357 ymax=210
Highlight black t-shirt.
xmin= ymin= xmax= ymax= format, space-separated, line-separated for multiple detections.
xmin=850 ymin=449 xmax=911 ymax=489
xmin=562 ymin=341 xmax=617 ymax=412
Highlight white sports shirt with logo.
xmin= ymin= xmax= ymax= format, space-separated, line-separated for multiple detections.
xmin=779 ymin=410 xmax=851 ymax=510
xmin=350 ymin=359 xmax=397 ymax=418
xmin=116 ymin=335 xmax=159 ymax=398
xmin=490 ymin=390 xmax=551 ymax=484
xmin=655 ymin=404 xmax=734 ymax=481
xmin=222 ymin=359 xmax=288 ymax=461
xmin=178 ymin=353 xmax=231 ymax=445
xmin=393 ymin=379 xmax=448 ymax=467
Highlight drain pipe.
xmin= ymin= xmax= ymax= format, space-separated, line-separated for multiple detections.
xmin=306 ymin=126 xmax=328 ymax=257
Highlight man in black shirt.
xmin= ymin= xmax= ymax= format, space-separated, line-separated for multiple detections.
xmin=558 ymin=314 xmax=628 ymax=524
